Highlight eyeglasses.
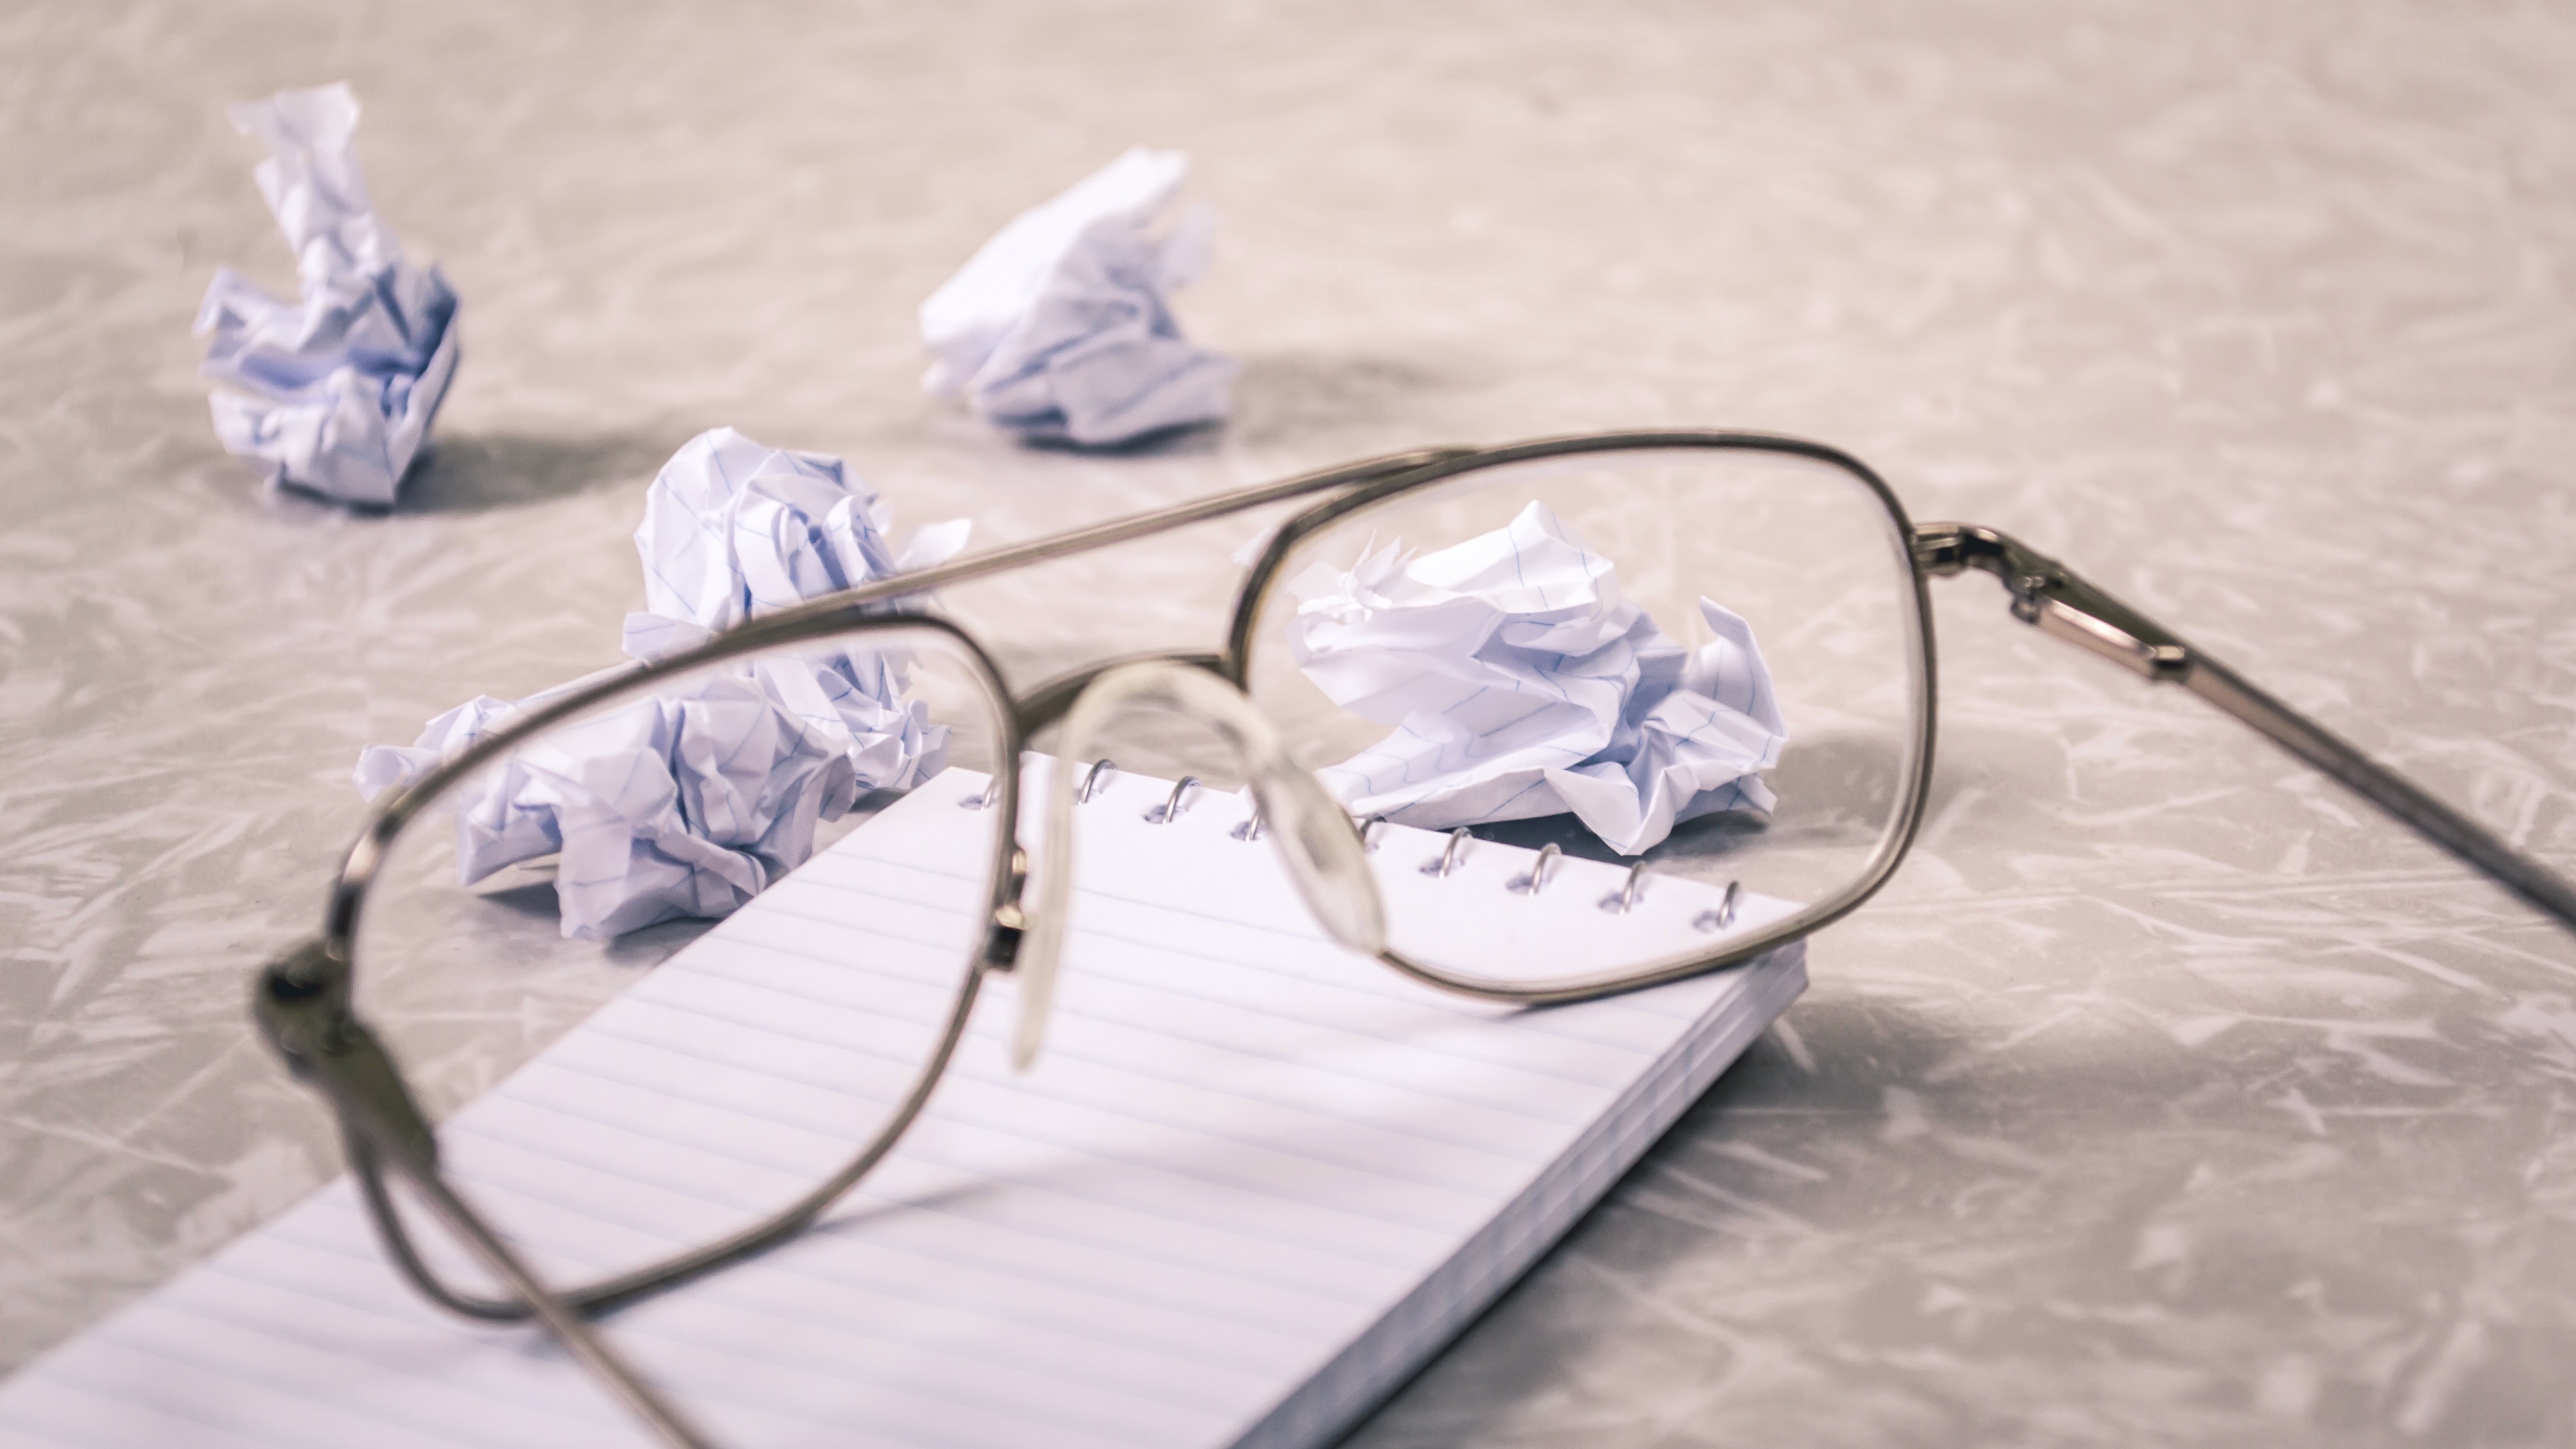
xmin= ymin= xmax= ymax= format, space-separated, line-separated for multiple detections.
xmin=253 ymin=430 xmax=2576 ymax=1448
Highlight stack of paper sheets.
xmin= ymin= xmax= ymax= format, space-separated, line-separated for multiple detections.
xmin=0 ymin=764 xmax=1803 ymax=1448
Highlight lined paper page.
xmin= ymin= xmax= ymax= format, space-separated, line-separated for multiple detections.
xmin=0 ymin=764 xmax=1802 ymax=1449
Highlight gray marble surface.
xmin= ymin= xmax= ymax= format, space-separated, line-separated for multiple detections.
xmin=7 ymin=2 xmax=2576 ymax=1443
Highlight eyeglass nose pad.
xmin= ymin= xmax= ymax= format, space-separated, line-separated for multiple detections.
xmin=1012 ymin=660 xmax=1387 ymax=1072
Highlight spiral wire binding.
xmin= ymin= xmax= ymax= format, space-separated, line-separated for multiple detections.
xmin=1145 ymin=776 xmax=1199 ymax=823
xmin=1508 ymin=842 xmax=1562 ymax=896
xmin=1599 ymin=860 xmax=1649 ymax=914
xmin=1083 ymin=778 xmax=1748 ymax=928
xmin=1422 ymin=827 xmax=1474 ymax=878
xmin=1692 ymin=880 xmax=1745 ymax=933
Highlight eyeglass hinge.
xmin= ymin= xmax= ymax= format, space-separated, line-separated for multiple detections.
xmin=1908 ymin=521 xmax=1994 ymax=577
xmin=252 ymin=939 xmax=442 ymax=1176
xmin=1914 ymin=522 xmax=2195 ymax=684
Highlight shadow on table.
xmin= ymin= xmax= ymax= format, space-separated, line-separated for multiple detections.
xmin=1005 ymin=350 xmax=1468 ymax=459
xmin=394 ymin=430 xmax=682 ymax=514
xmin=1334 ymin=1011 xmax=1922 ymax=1449
xmin=1230 ymin=351 xmax=1463 ymax=447
xmin=1015 ymin=418 xmax=1230 ymax=460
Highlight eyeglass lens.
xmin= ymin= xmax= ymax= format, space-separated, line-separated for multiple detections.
xmin=348 ymin=627 xmax=1011 ymax=1297
xmin=1237 ymin=446 xmax=1925 ymax=989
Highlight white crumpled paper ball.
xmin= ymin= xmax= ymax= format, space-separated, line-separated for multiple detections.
xmin=1286 ymin=501 xmax=1790 ymax=856
xmin=354 ymin=429 xmax=972 ymax=939
xmin=920 ymin=147 xmax=1237 ymax=447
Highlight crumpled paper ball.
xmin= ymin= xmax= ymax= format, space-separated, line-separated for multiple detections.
xmin=920 ymin=146 xmax=1236 ymax=447
xmin=354 ymin=430 xmax=970 ymax=939
xmin=619 ymin=426 xmax=973 ymax=660
xmin=1285 ymin=500 xmax=1790 ymax=856
xmin=195 ymin=83 xmax=458 ymax=506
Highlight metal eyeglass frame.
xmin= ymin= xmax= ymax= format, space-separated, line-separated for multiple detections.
xmin=250 ymin=429 xmax=2576 ymax=1449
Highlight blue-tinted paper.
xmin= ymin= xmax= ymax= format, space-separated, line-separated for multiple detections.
xmin=195 ymin=83 xmax=458 ymax=505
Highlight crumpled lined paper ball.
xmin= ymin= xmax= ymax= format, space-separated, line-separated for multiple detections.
xmin=619 ymin=427 xmax=972 ymax=661
xmin=920 ymin=146 xmax=1237 ymax=447
xmin=1286 ymin=500 xmax=1791 ymax=856
xmin=353 ymin=430 xmax=969 ymax=940
xmin=195 ymin=83 xmax=458 ymax=506
xmin=357 ymin=660 xmax=932 ymax=940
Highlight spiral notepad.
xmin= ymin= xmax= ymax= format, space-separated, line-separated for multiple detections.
xmin=0 ymin=762 xmax=1805 ymax=1449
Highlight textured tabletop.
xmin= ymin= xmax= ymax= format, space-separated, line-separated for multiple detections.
xmin=6 ymin=3 xmax=2576 ymax=1445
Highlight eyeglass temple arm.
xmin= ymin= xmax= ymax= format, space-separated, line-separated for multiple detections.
xmin=252 ymin=944 xmax=722 ymax=1449
xmin=1912 ymin=522 xmax=2576 ymax=932
xmin=819 ymin=446 xmax=1476 ymax=615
